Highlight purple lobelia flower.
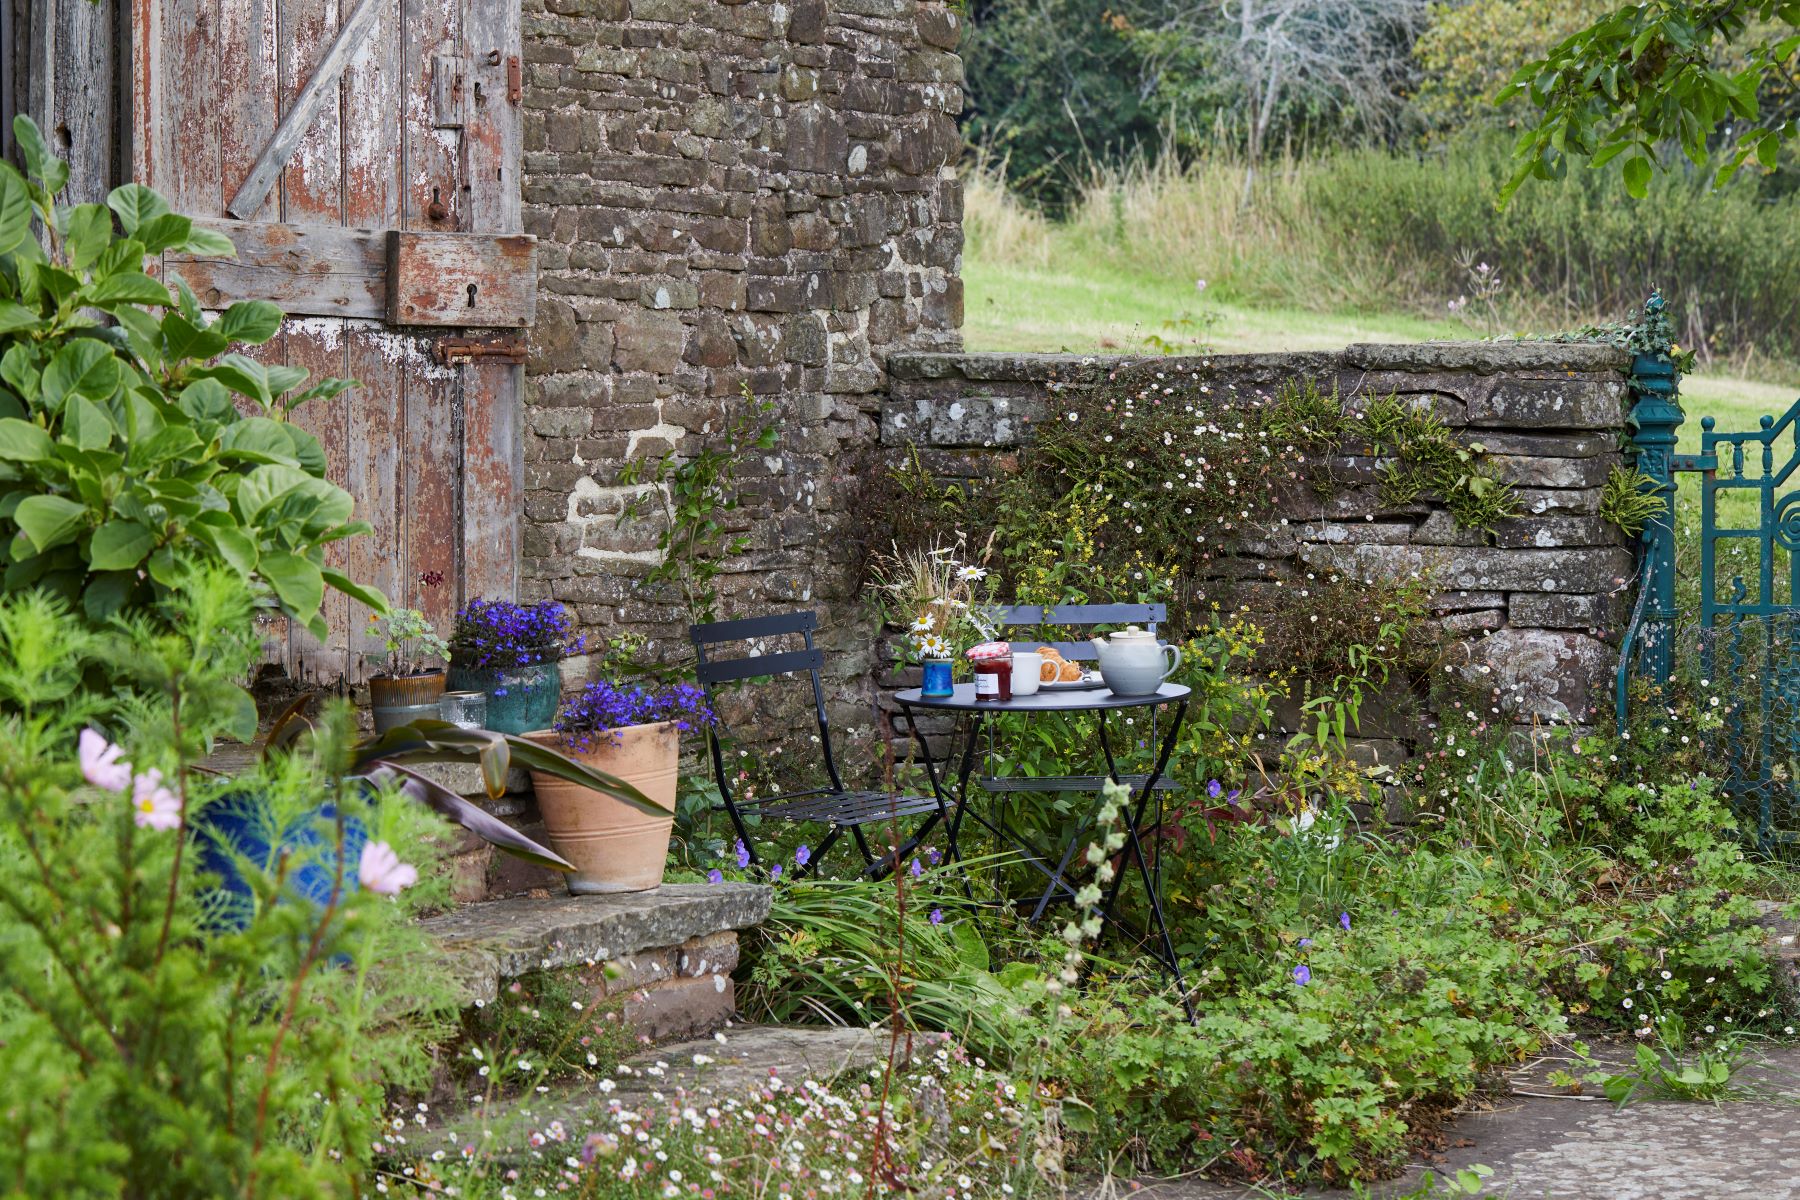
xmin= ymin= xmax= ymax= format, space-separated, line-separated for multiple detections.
xmin=1293 ymin=965 xmax=1311 ymax=986
xmin=449 ymin=598 xmax=586 ymax=670
xmin=553 ymin=679 xmax=716 ymax=752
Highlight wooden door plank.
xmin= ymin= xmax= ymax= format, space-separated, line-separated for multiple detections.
xmin=460 ymin=358 xmax=520 ymax=606
xmin=278 ymin=0 xmax=347 ymax=225
xmin=157 ymin=0 xmax=224 ymax=209
xmin=345 ymin=324 xmax=404 ymax=679
xmin=219 ymin=0 xmax=282 ymax=224
xmin=129 ymin=0 xmax=163 ymax=190
xmin=227 ymin=0 xmax=383 ymax=218
xmin=163 ymin=218 xmax=387 ymax=317
xmin=401 ymin=0 xmax=463 ymax=232
xmin=385 ymin=231 xmax=535 ymax=326
xmin=283 ymin=318 xmax=353 ymax=684
xmin=401 ymin=341 xmax=461 ymax=640
xmin=460 ymin=0 xmax=520 ymax=232
xmin=341 ymin=0 xmax=401 ymax=227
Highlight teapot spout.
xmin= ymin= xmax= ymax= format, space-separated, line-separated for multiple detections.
xmin=1088 ymin=635 xmax=1109 ymax=662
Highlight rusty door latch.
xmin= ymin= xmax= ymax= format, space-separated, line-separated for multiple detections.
xmin=434 ymin=333 xmax=528 ymax=365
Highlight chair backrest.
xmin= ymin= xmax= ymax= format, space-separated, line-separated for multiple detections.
xmin=995 ymin=602 xmax=1166 ymax=662
xmin=688 ymin=609 xmax=843 ymax=791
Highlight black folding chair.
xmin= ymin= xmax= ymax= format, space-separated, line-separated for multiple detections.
xmin=984 ymin=603 xmax=1178 ymax=800
xmin=690 ymin=610 xmax=952 ymax=878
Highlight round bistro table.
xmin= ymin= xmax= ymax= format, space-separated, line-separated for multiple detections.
xmin=893 ymin=681 xmax=1194 ymax=1018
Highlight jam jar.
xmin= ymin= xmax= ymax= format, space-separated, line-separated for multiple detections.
xmin=966 ymin=642 xmax=1013 ymax=702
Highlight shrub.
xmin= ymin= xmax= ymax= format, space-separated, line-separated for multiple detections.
xmin=0 ymin=565 xmax=457 ymax=1197
xmin=0 ymin=117 xmax=379 ymax=636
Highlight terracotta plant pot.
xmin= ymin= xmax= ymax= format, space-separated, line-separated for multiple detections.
xmin=368 ymin=671 xmax=447 ymax=734
xmin=524 ymin=723 xmax=678 ymax=894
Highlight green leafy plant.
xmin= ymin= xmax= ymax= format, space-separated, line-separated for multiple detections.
xmin=0 ymin=116 xmax=379 ymax=637
xmin=616 ymin=387 xmax=778 ymax=625
xmin=0 ymin=564 xmax=458 ymax=1197
xmin=1358 ymin=392 xmax=1520 ymax=533
xmin=1600 ymin=464 xmax=1666 ymax=537
xmin=1553 ymin=1011 xmax=1755 ymax=1105
xmin=367 ymin=607 xmax=449 ymax=678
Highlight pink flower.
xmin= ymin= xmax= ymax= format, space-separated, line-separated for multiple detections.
xmin=130 ymin=770 xmax=181 ymax=831
xmin=79 ymin=729 xmax=132 ymax=793
xmin=358 ymin=840 xmax=418 ymax=895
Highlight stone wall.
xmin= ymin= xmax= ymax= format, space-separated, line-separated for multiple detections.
xmin=518 ymin=0 xmax=965 ymax=736
xmin=883 ymin=342 xmax=1637 ymax=759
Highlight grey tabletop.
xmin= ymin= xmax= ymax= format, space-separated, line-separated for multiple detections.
xmin=893 ymin=682 xmax=1190 ymax=713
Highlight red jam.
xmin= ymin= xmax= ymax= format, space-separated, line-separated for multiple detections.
xmin=972 ymin=657 xmax=1012 ymax=702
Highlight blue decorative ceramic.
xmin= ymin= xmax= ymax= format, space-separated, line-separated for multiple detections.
xmin=447 ymin=660 xmax=562 ymax=733
xmin=921 ymin=658 xmax=954 ymax=698
xmin=193 ymin=790 xmax=368 ymax=933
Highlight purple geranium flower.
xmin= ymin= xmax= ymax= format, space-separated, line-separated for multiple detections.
xmin=1339 ymin=912 xmax=1352 ymax=931
xmin=929 ymin=908 xmax=943 ymax=926
xmin=707 ymin=869 xmax=723 ymax=884
xmin=1293 ymin=965 xmax=1311 ymax=986
xmin=735 ymin=839 xmax=751 ymax=869
xmin=770 ymin=864 xmax=783 ymax=881
xmin=926 ymin=846 xmax=941 ymax=866
xmin=1298 ymin=938 xmax=1312 ymax=949
xmin=795 ymin=844 xmax=811 ymax=868
xmin=910 ymin=858 xmax=923 ymax=879
xmin=1206 ymin=779 xmax=1223 ymax=800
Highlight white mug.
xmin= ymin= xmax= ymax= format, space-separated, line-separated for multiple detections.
xmin=1010 ymin=650 xmax=1043 ymax=696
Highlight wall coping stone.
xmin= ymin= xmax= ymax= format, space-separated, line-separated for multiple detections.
xmin=890 ymin=341 xmax=1631 ymax=382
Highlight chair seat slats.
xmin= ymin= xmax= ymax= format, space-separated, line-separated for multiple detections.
xmin=977 ymin=773 xmax=1180 ymax=793
xmin=741 ymin=790 xmax=943 ymax=826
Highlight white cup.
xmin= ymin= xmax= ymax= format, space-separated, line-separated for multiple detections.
xmin=1010 ymin=650 xmax=1043 ymax=696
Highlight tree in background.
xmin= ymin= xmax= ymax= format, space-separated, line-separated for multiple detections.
xmin=962 ymin=0 xmax=1167 ymax=210
xmin=1501 ymin=1 xmax=1800 ymax=201
xmin=1137 ymin=0 xmax=1429 ymax=199
xmin=1413 ymin=0 xmax=1613 ymax=134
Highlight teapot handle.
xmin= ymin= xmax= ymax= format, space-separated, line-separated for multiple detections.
xmin=1161 ymin=642 xmax=1182 ymax=681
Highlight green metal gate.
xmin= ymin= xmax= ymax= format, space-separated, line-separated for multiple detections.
xmin=1616 ymin=296 xmax=1800 ymax=852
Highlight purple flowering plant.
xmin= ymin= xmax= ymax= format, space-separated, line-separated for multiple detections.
xmin=553 ymin=680 xmax=716 ymax=751
xmin=450 ymin=599 xmax=586 ymax=670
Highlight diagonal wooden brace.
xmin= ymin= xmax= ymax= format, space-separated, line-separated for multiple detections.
xmin=225 ymin=0 xmax=386 ymax=220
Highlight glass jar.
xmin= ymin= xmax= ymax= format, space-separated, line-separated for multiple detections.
xmin=972 ymin=656 xmax=1012 ymax=702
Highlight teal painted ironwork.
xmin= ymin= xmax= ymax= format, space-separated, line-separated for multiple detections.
xmin=1615 ymin=292 xmax=1800 ymax=851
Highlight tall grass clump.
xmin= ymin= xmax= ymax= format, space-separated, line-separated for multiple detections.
xmin=970 ymin=136 xmax=1800 ymax=373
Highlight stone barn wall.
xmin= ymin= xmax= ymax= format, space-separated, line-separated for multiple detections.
xmin=882 ymin=342 xmax=1637 ymax=765
xmin=517 ymin=0 xmax=965 ymax=733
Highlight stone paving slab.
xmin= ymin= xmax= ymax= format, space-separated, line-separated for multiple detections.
xmin=417 ymin=884 xmax=772 ymax=1004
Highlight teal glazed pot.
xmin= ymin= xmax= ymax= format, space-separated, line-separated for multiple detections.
xmin=446 ymin=660 xmax=563 ymax=734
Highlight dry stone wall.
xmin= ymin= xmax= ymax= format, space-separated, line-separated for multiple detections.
xmin=883 ymin=343 xmax=1637 ymax=758
xmin=518 ymin=0 xmax=964 ymax=725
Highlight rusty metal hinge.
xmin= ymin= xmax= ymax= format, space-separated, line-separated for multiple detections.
xmin=507 ymin=55 xmax=522 ymax=105
xmin=434 ymin=333 xmax=528 ymax=365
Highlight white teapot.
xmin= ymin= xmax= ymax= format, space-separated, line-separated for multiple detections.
xmin=1088 ymin=626 xmax=1181 ymax=696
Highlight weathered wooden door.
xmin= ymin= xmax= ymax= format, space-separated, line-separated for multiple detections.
xmin=129 ymin=0 xmax=531 ymax=684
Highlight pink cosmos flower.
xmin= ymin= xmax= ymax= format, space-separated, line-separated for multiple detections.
xmin=130 ymin=770 xmax=181 ymax=831
xmin=358 ymin=840 xmax=418 ymax=895
xmin=79 ymin=729 xmax=133 ymax=793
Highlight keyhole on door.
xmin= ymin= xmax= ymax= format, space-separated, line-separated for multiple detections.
xmin=466 ymin=283 xmax=479 ymax=307
xmin=473 ymin=81 xmax=485 ymax=105
xmin=427 ymin=187 xmax=447 ymax=222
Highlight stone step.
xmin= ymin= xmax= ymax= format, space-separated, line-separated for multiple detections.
xmin=1755 ymin=899 xmax=1799 ymax=1009
xmin=419 ymin=883 xmax=772 ymax=1007
xmin=405 ymin=1023 xmax=891 ymax=1163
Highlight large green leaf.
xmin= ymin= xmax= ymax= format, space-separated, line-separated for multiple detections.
xmin=0 ymin=418 xmax=53 ymax=462
xmin=63 ymin=204 xmax=113 ymax=271
xmin=86 ymin=272 xmax=172 ymax=308
xmin=236 ymin=462 xmax=310 ymax=521
xmin=132 ymin=213 xmax=193 ymax=256
xmin=190 ymin=517 xmax=259 ymax=577
xmin=0 ymin=166 xmax=31 ymax=255
xmin=0 ymin=301 xmax=42 ymax=335
xmin=88 ymin=519 xmax=155 ymax=570
xmin=218 ymin=417 xmax=302 ymax=465
xmin=216 ymin=301 xmax=282 ymax=346
xmin=64 ymin=397 xmax=117 ymax=451
xmin=354 ymin=722 xmax=661 ymax=813
xmin=105 ymin=182 xmax=170 ymax=235
xmin=321 ymin=565 xmax=388 ymax=613
xmin=181 ymin=225 xmax=235 ymax=257
xmin=13 ymin=117 xmax=68 ymax=197
xmin=358 ymin=762 xmax=576 ymax=872
xmin=13 ymin=495 xmax=88 ymax=552
xmin=160 ymin=313 xmax=230 ymax=364
xmin=259 ymin=549 xmax=324 ymax=622
xmin=41 ymin=341 xmax=121 ymax=411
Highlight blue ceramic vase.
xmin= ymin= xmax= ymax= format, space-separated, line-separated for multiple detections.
xmin=193 ymin=790 xmax=369 ymax=933
xmin=447 ymin=659 xmax=563 ymax=734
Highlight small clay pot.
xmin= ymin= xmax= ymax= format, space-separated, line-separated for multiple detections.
xmin=368 ymin=670 xmax=447 ymax=734
xmin=524 ymin=723 xmax=679 ymax=894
